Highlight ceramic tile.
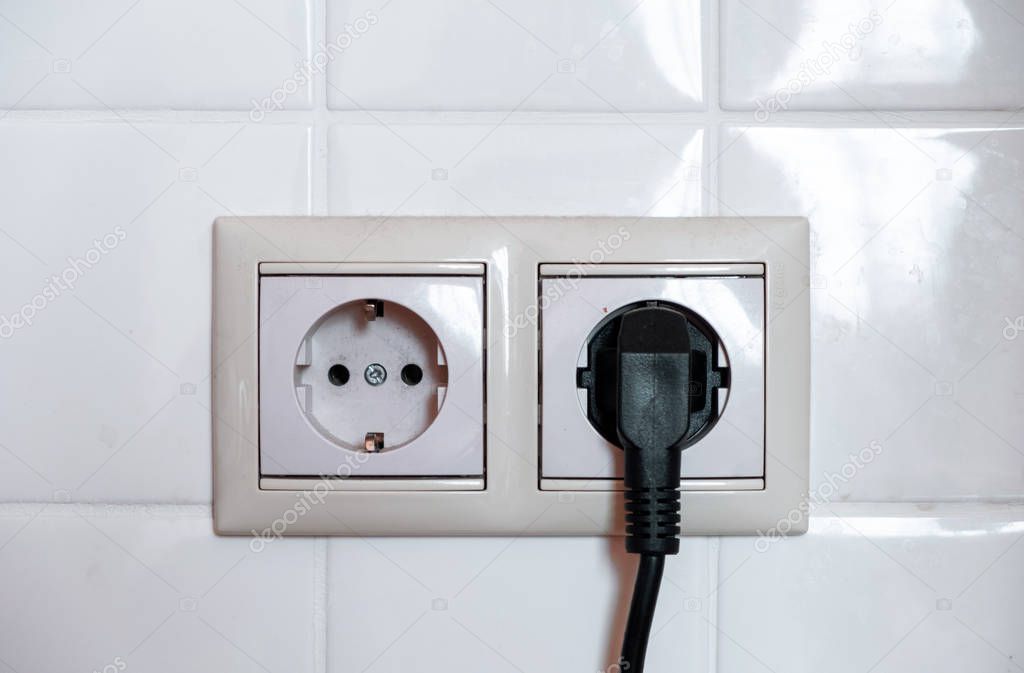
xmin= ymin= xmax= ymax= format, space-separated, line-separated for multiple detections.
xmin=0 ymin=123 xmax=310 ymax=503
xmin=326 ymin=0 xmax=703 ymax=111
xmin=328 ymin=123 xmax=704 ymax=215
xmin=0 ymin=0 xmax=312 ymax=110
xmin=0 ymin=508 xmax=317 ymax=673
xmin=720 ymin=0 xmax=1024 ymax=111
xmin=956 ymin=516 xmax=1024 ymax=666
xmin=868 ymin=612 xmax=1019 ymax=673
xmin=327 ymin=537 xmax=514 ymax=673
xmin=718 ymin=508 xmax=1024 ymax=673
xmin=328 ymin=537 xmax=710 ymax=673
xmin=717 ymin=125 xmax=1024 ymax=500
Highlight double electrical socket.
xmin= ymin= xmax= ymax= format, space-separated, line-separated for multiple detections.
xmin=212 ymin=217 xmax=809 ymax=536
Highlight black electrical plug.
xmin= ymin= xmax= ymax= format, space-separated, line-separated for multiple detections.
xmin=577 ymin=301 xmax=728 ymax=455
xmin=617 ymin=304 xmax=691 ymax=556
xmin=577 ymin=300 xmax=728 ymax=673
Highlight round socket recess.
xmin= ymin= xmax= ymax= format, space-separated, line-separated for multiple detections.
xmin=294 ymin=299 xmax=449 ymax=452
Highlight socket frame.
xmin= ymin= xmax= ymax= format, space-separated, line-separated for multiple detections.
xmin=212 ymin=216 xmax=809 ymax=536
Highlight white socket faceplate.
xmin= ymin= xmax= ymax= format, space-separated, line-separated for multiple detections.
xmin=212 ymin=217 xmax=810 ymax=536
xmin=540 ymin=268 xmax=765 ymax=485
xmin=259 ymin=272 xmax=485 ymax=479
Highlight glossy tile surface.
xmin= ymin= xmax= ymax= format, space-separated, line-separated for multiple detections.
xmin=328 ymin=536 xmax=711 ymax=673
xmin=721 ymin=0 xmax=1024 ymax=111
xmin=716 ymin=125 xmax=1024 ymax=500
xmin=0 ymin=507 xmax=317 ymax=673
xmin=328 ymin=123 xmax=705 ymax=215
xmin=0 ymin=0 xmax=312 ymax=110
xmin=718 ymin=507 xmax=1024 ymax=673
xmin=326 ymin=0 xmax=703 ymax=110
xmin=0 ymin=123 xmax=310 ymax=502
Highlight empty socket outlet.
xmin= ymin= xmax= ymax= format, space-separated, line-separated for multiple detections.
xmin=294 ymin=298 xmax=449 ymax=452
xmin=258 ymin=267 xmax=485 ymax=480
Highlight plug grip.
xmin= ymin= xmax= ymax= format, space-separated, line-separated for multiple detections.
xmin=617 ymin=305 xmax=692 ymax=555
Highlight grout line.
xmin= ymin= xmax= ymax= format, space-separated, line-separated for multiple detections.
xmin=707 ymin=537 xmax=720 ymax=673
xmin=311 ymin=0 xmax=329 ymax=216
xmin=704 ymin=124 xmax=718 ymax=217
xmin=0 ymin=502 xmax=211 ymax=516
xmin=704 ymin=0 xmax=722 ymax=219
xmin=0 ymin=110 xmax=318 ymax=122
xmin=705 ymin=0 xmax=721 ymax=114
xmin=0 ymin=109 xmax=1022 ymax=125
xmin=314 ymin=538 xmax=329 ymax=673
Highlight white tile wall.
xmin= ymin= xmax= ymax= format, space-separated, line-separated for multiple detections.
xmin=327 ymin=123 xmax=705 ymax=215
xmin=0 ymin=506 xmax=318 ymax=673
xmin=716 ymin=125 xmax=1024 ymax=501
xmin=0 ymin=123 xmax=310 ymax=504
xmin=326 ymin=0 xmax=704 ymax=111
xmin=1 ymin=1 xmax=1022 ymax=672
xmin=328 ymin=537 xmax=711 ymax=673
xmin=0 ymin=0 xmax=313 ymax=109
xmin=718 ymin=507 xmax=1024 ymax=673
xmin=720 ymin=0 xmax=1024 ymax=111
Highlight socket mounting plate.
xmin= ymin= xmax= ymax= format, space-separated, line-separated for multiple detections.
xmin=212 ymin=217 xmax=809 ymax=536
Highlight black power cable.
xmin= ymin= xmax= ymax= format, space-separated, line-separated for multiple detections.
xmin=621 ymin=553 xmax=665 ymax=673
xmin=580 ymin=301 xmax=728 ymax=673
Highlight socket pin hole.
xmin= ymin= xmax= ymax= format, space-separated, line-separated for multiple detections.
xmin=401 ymin=364 xmax=423 ymax=385
xmin=328 ymin=364 xmax=350 ymax=386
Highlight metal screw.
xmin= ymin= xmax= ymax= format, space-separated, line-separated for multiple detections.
xmin=364 ymin=363 xmax=387 ymax=386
